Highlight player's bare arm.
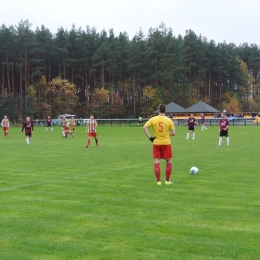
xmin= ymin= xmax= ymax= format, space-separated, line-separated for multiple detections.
xmin=143 ymin=126 xmax=152 ymax=139
xmin=169 ymin=130 xmax=176 ymax=136
xmin=143 ymin=126 xmax=156 ymax=142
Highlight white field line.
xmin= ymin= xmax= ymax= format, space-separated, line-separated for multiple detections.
xmin=0 ymin=165 xmax=141 ymax=192
xmin=0 ymin=142 xmax=254 ymax=192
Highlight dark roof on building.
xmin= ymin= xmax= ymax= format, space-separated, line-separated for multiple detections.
xmin=185 ymin=101 xmax=220 ymax=113
xmin=154 ymin=102 xmax=186 ymax=113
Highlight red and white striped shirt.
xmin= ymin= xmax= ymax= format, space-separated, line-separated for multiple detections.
xmin=1 ymin=119 xmax=9 ymax=127
xmin=87 ymin=119 xmax=97 ymax=132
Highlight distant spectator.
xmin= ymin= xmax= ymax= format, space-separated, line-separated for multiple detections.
xmin=251 ymin=111 xmax=256 ymax=119
xmin=138 ymin=116 xmax=143 ymax=126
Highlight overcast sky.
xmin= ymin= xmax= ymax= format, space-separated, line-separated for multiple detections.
xmin=1 ymin=0 xmax=259 ymax=45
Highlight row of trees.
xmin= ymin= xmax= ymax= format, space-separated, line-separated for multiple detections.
xmin=0 ymin=20 xmax=260 ymax=119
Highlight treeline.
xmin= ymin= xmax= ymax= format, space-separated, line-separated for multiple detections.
xmin=0 ymin=20 xmax=260 ymax=119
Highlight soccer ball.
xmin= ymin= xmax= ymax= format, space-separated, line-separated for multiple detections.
xmin=190 ymin=166 xmax=199 ymax=175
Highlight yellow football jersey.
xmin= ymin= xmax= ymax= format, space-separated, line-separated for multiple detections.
xmin=144 ymin=116 xmax=175 ymax=145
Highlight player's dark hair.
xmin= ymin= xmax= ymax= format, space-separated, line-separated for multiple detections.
xmin=158 ymin=104 xmax=166 ymax=113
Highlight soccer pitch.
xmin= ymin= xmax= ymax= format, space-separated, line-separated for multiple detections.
xmin=0 ymin=125 xmax=259 ymax=260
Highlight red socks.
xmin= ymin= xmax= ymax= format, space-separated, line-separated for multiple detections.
xmin=154 ymin=163 xmax=161 ymax=182
xmin=154 ymin=163 xmax=172 ymax=182
xmin=86 ymin=139 xmax=98 ymax=147
xmin=166 ymin=163 xmax=172 ymax=181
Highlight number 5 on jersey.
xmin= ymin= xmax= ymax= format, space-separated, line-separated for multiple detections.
xmin=159 ymin=122 xmax=163 ymax=132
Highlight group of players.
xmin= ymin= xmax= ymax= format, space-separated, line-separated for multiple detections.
xmin=45 ymin=115 xmax=77 ymax=138
xmin=185 ymin=113 xmax=229 ymax=146
xmin=1 ymin=112 xmax=229 ymax=146
xmin=143 ymin=107 xmax=230 ymax=185
xmin=1 ymin=116 xmax=36 ymax=145
xmin=2 ymin=108 xmax=229 ymax=185
xmin=1 ymin=114 xmax=99 ymax=147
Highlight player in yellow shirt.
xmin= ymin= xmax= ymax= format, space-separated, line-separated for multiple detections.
xmin=71 ymin=117 xmax=76 ymax=133
xmin=143 ymin=104 xmax=176 ymax=185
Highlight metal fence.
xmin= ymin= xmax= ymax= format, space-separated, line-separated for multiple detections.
xmin=174 ymin=118 xmax=260 ymax=126
xmin=32 ymin=118 xmax=260 ymax=126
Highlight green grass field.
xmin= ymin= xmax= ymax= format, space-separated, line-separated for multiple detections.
xmin=0 ymin=124 xmax=259 ymax=260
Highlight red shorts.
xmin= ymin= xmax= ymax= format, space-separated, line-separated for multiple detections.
xmin=153 ymin=145 xmax=172 ymax=159
xmin=88 ymin=132 xmax=97 ymax=138
xmin=3 ymin=127 xmax=9 ymax=131
xmin=65 ymin=127 xmax=71 ymax=133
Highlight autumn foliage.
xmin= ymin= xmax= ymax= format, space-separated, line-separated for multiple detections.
xmin=0 ymin=21 xmax=260 ymax=119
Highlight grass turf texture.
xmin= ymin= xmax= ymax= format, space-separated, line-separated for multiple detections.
xmin=0 ymin=125 xmax=259 ymax=260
